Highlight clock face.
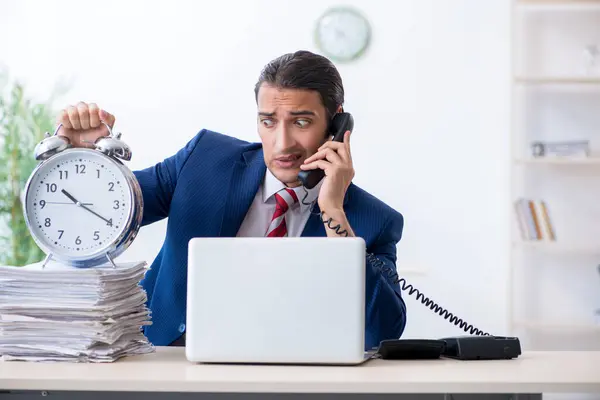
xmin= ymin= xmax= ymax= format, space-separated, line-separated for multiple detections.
xmin=24 ymin=149 xmax=133 ymax=260
xmin=315 ymin=7 xmax=371 ymax=62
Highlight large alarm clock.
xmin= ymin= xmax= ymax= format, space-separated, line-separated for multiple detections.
xmin=22 ymin=122 xmax=143 ymax=268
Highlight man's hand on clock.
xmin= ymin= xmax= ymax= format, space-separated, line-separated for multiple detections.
xmin=57 ymin=102 xmax=116 ymax=148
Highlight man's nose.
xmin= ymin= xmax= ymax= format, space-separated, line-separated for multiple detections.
xmin=274 ymin=125 xmax=297 ymax=150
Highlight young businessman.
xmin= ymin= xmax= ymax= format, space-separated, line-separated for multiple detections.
xmin=56 ymin=50 xmax=407 ymax=350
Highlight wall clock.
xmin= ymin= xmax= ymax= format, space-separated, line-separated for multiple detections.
xmin=314 ymin=6 xmax=371 ymax=63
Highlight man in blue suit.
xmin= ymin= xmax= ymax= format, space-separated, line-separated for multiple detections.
xmin=57 ymin=50 xmax=407 ymax=350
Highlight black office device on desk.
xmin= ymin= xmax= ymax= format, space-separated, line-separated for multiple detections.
xmin=377 ymin=339 xmax=446 ymax=360
xmin=439 ymin=336 xmax=521 ymax=360
xmin=376 ymin=336 xmax=521 ymax=361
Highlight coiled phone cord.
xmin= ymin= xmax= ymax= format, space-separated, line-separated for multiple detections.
xmin=366 ymin=253 xmax=490 ymax=336
xmin=301 ymin=187 xmax=490 ymax=337
xmin=301 ymin=185 xmax=350 ymax=237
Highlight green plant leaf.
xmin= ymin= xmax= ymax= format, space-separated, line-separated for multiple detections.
xmin=0 ymin=70 xmax=69 ymax=266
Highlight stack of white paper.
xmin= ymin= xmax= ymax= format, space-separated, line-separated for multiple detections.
xmin=0 ymin=260 xmax=155 ymax=362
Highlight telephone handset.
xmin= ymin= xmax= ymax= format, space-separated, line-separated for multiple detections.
xmin=297 ymin=112 xmax=354 ymax=189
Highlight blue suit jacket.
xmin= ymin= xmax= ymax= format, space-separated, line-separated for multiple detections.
xmin=133 ymin=129 xmax=407 ymax=350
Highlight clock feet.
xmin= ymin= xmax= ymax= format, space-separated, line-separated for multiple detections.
xmin=41 ymin=253 xmax=54 ymax=269
xmin=106 ymin=253 xmax=117 ymax=269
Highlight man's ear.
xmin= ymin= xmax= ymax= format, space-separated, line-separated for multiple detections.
xmin=336 ymin=105 xmax=343 ymax=113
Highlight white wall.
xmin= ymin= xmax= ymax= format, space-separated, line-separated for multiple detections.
xmin=0 ymin=0 xmax=512 ymax=340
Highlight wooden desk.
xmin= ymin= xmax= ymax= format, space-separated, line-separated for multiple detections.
xmin=1 ymin=347 xmax=599 ymax=400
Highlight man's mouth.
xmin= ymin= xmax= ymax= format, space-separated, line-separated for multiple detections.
xmin=274 ymin=154 xmax=303 ymax=168
xmin=276 ymin=154 xmax=301 ymax=161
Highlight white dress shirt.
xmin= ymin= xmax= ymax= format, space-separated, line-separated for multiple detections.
xmin=236 ymin=168 xmax=323 ymax=237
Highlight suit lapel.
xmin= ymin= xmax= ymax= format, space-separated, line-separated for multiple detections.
xmin=301 ymin=204 xmax=326 ymax=237
xmin=218 ymin=147 xmax=266 ymax=237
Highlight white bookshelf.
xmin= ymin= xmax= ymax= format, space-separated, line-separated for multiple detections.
xmin=514 ymin=240 xmax=600 ymax=255
xmin=517 ymin=0 xmax=600 ymax=12
xmin=514 ymin=321 xmax=600 ymax=334
xmin=515 ymin=76 xmax=600 ymax=84
xmin=509 ymin=0 xmax=600 ymax=351
xmin=515 ymin=157 xmax=600 ymax=165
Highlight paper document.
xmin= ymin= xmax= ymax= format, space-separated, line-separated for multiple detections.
xmin=0 ymin=259 xmax=155 ymax=362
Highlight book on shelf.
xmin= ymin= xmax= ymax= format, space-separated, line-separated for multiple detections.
xmin=530 ymin=140 xmax=590 ymax=159
xmin=514 ymin=198 xmax=556 ymax=241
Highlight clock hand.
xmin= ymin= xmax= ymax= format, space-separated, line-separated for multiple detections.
xmin=45 ymin=201 xmax=93 ymax=205
xmin=61 ymin=189 xmax=79 ymax=204
xmin=61 ymin=189 xmax=111 ymax=225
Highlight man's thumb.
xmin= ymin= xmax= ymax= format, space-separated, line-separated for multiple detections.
xmin=99 ymin=109 xmax=114 ymax=127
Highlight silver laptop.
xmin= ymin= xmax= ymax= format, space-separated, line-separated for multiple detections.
xmin=185 ymin=237 xmax=369 ymax=365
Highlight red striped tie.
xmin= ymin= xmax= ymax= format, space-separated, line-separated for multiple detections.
xmin=265 ymin=188 xmax=299 ymax=237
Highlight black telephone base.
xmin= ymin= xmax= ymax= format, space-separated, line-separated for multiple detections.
xmin=439 ymin=335 xmax=521 ymax=360
xmin=376 ymin=339 xmax=445 ymax=360
xmin=376 ymin=336 xmax=521 ymax=361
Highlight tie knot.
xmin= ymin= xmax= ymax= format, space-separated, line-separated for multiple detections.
xmin=274 ymin=188 xmax=298 ymax=213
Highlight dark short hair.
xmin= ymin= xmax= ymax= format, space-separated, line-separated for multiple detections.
xmin=254 ymin=50 xmax=344 ymax=121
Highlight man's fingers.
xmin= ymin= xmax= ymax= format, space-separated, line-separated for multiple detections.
xmin=319 ymin=131 xmax=351 ymax=149
xmin=89 ymin=103 xmax=101 ymax=128
xmin=318 ymin=140 xmax=343 ymax=152
xmin=54 ymin=103 xmax=115 ymax=148
xmin=322 ymin=148 xmax=342 ymax=164
xmin=77 ymin=102 xmax=90 ymax=130
xmin=58 ymin=109 xmax=73 ymax=129
xmin=304 ymin=148 xmax=343 ymax=165
xmin=67 ymin=106 xmax=81 ymax=130
xmin=315 ymin=139 xmax=350 ymax=163
xmin=343 ymin=130 xmax=351 ymax=153
xmin=99 ymin=109 xmax=115 ymax=128
xmin=300 ymin=159 xmax=330 ymax=172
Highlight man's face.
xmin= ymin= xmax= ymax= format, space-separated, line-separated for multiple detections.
xmin=257 ymin=83 xmax=329 ymax=187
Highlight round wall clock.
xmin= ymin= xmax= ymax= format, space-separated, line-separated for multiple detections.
xmin=314 ymin=6 xmax=371 ymax=62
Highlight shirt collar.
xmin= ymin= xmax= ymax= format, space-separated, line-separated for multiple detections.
xmin=262 ymin=168 xmax=322 ymax=211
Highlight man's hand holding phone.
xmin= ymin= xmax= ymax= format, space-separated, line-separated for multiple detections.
xmin=300 ymin=130 xmax=355 ymax=237
xmin=56 ymin=102 xmax=116 ymax=147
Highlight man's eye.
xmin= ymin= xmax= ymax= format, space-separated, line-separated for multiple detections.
xmin=295 ymin=119 xmax=310 ymax=128
xmin=261 ymin=119 xmax=274 ymax=127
